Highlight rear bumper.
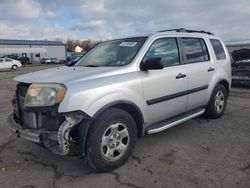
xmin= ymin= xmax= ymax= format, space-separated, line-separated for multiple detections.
xmin=7 ymin=113 xmax=56 ymax=143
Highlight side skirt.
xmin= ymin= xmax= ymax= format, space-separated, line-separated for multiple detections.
xmin=146 ymin=108 xmax=205 ymax=134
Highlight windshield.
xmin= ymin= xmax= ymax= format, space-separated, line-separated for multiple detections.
xmin=75 ymin=37 xmax=147 ymax=67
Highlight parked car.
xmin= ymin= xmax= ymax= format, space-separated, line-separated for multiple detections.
xmin=231 ymin=49 xmax=250 ymax=86
xmin=7 ymin=29 xmax=231 ymax=171
xmin=1 ymin=55 xmax=31 ymax=65
xmin=0 ymin=58 xmax=22 ymax=70
xmin=19 ymin=56 xmax=31 ymax=64
xmin=1 ymin=54 xmax=19 ymax=60
xmin=40 ymin=58 xmax=60 ymax=64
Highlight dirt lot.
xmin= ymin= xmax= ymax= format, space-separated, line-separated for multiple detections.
xmin=0 ymin=65 xmax=249 ymax=188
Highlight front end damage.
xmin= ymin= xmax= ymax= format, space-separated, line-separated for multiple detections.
xmin=7 ymin=82 xmax=90 ymax=156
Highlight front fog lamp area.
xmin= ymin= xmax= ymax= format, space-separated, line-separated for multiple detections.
xmin=24 ymin=84 xmax=66 ymax=107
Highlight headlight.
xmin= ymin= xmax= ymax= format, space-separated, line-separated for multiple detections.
xmin=24 ymin=84 xmax=66 ymax=107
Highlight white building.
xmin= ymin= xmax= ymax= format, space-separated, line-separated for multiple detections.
xmin=0 ymin=39 xmax=67 ymax=63
xmin=75 ymin=45 xmax=83 ymax=53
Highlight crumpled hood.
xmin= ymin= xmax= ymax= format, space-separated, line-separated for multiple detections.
xmin=14 ymin=66 xmax=119 ymax=84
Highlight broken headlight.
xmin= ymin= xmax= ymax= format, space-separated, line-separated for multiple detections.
xmin=24 ymin=83 xmax=66 ymax=107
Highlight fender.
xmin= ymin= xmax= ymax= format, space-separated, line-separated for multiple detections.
xmin=93 ymin=100 xmax=144 ymax=122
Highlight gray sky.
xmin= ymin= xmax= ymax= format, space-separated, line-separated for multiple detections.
xmin=0 ymin=0 xmax=250 ymax=41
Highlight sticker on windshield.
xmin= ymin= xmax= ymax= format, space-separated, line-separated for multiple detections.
xmin=120 ymin=42 xmax=137 ymax=47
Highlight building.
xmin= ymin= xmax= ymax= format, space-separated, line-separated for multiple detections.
xmin=225 ymin=40 xmax=250 ymax=55
xmin=75 ymin=45 xmax=83 ymax=53
xmin=0 ymin=39 xmax=67 ymax=63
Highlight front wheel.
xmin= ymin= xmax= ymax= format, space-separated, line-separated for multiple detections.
xmin=205 ymin=84 xmax=228 ymax=119
xmin=85 ymin=108 xmax=137 ymax=172
xmin=12 ymin=65 xmax=18 ymax=70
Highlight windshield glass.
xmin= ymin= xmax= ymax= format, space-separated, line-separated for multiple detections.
xmin=75 ymin=37 xmax=147 ymax=67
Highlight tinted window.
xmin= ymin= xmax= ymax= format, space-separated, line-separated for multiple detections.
xmin=210 ymin=39 xmax=226 ymax=60
xmin=143 ymin=38 xmax=180 ymax=67
xmin=182 ymin=38 xmax=209 ymax=63
xmin=0 ymin=59 xmax=3 ymax=63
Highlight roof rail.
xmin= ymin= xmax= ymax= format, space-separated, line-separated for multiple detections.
xmin=158 ymin=28 xmax=214 ymax=35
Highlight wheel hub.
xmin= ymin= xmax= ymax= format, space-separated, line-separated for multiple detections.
xmin=215 ymin=90 xmax=224 ymax=113
xmin=108 ymin=132 xmax=121 ymax=147
xmin=100 ymin=123 xmax=130 ymax=161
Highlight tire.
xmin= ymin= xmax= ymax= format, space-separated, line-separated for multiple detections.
xmin=205 ymin=84 xmax=228 ymax=119
xmin=12 ymin=65 xmax=18 ymax=70
xmin=85 ymin=108 xmax=137 ymax=172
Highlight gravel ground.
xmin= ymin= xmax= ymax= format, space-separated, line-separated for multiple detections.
xmin=0 ymin=65 xmax=249 ymax=188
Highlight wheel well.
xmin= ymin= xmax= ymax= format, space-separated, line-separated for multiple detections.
xmin=111 ymin=103 xmax=144 ymax=137
xmin=218 ymin=80 xmax=229 ymax=94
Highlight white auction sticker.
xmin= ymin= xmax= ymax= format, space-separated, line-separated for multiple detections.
xmin=120 ymin=42 xmax=137 ymax=47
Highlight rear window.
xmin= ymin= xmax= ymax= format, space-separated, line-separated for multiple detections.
xmin=210 ymin=39 xmax=226 ymax=60
xmin=181 ymin=38 xmax=209 ymax=63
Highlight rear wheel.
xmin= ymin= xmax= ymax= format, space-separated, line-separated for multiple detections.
xmin=86 ymin=108 xmax=137 ymax=172
xmin=12 ymin=65 xmax=18 ymax=70
xmin=205 ymin=84 xmax=228 ymax=119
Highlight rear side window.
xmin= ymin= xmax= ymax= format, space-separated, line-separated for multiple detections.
xmin=210 ymin=39 xmax=226 ymax=60
xmin=181 ymin=38 xmax=209 ymax=63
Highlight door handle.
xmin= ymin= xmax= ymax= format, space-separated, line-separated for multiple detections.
xmin=176 ymin=73 xmax=186 ymax=79
xmin=207 ymin=67 xmax=215 ymax=72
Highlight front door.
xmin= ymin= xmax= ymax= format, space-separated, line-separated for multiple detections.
xmin=141 ymin=38 xmax=188 ymax=124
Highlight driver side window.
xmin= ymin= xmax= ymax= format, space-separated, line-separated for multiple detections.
xmin=143 ymin=38 xmax=180 ymax=67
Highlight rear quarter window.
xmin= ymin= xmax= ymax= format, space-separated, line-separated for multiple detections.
xmin=210 ymin=39 xmax=226 ymax=60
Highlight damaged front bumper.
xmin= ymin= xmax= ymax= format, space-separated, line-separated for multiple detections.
xmin=8 ymin=82 xmax=91 ymax=156
xmin=7 ymin=112 xmax=88 ymax=156
xmin=7 ymin=112 xmax=50 ymax=143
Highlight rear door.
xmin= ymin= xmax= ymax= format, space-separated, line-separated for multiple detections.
xmin=141 ymin=37 xmax=188 ymax=124
xmin=180 ymin=37 xmax=214 ymax=111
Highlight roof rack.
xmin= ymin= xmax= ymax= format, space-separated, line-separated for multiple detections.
xmin=158 ymin=28 xmax=214 ymax=35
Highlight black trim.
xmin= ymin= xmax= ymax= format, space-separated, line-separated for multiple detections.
xmin=188 ymin=85 xmax=208 ymax=94
xmin=147 ymin=85 xmax=208 ymax=105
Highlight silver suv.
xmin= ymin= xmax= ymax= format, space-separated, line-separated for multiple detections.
xmin=7 ymin=29 xmax=231 ymax=171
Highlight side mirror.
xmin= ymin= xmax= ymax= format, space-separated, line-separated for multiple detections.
xmin=141 ymin=57 xmax=164 ymax=70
